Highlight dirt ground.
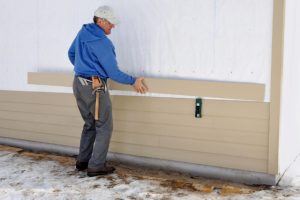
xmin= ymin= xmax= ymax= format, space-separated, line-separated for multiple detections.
xmin=0 ymin=145 xmax=299 ymax=200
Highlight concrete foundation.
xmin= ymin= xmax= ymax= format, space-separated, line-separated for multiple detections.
xmin=0 ymin=137 xmax=278 ymax=185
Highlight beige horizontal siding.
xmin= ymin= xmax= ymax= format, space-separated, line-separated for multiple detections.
xmin=111 ymin=95 xmax=269 ymax=172
xmin=0 ymin=119 xmax=81 ymax=138
xmin=0 ymin=102 xmax=80 ymax=117
xmin=113 ymin=110 xmax=269 ymax=133
xmin=111 ymin=131 xmax=267 ymax=159
xmin=109 ymin=142 xmax=268 ymax=173
xmin=27 ymin=72 xmax=265 ymax=101
xmin=0 ymin=111 xmax=83 ymax=127
xmin=0 ymin=90 xmax=77 ymax=106
xmin=114 ymin=121 xmax=268 ymax=146
xmin=0 ymin=128 xmax=79 ymax=147
xmin=0 ymin=90 xmax=270 ymax=173
xmin=113 ymin=96 xmax=269 ymax=119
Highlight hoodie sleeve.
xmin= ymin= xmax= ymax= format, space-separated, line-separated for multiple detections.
xmin=68 ymin=38 xmax=76 ymax=65
xmin=90 ymin=40 xmax=136 ymax=85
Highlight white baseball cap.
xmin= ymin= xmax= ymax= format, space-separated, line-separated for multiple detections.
xmin=94 ymin=6 xmax=120 ymax=25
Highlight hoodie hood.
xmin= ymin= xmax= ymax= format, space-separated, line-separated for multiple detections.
xmin=79 ymin=23 xmax=106 ymax=42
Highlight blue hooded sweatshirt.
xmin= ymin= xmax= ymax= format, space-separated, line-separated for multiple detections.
xmin=68 ymin=23 xmax=135 ymax=85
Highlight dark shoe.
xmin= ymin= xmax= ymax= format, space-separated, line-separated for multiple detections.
xmin=87 ymin=165 xmax=116 ymax=177
xmin=76 ymin=161 xmax=88 ymax=171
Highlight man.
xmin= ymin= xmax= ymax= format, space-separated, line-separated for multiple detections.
xmin=68 ymin=5 xmax=148 ymax=177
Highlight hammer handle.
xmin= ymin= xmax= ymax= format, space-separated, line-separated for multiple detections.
xmin=95 ymin=92 xmax=100 ymax=120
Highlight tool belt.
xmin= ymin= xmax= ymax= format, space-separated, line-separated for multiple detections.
xmin=77 ymin=76 xmax=106 ymax=120
xmin=92 ymin=76 xmax=105 ymax=91
xmin=77 ymin=76 xmax=106 ymax=91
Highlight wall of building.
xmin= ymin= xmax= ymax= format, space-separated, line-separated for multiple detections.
xmin=0 ymin=0 xmax=273 ymax=99
xmin=0 ymin=0 xmax=283 ymax=178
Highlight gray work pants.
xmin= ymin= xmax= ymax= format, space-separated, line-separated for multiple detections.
xmin=73 ymin=76 xmax=113 ymax=169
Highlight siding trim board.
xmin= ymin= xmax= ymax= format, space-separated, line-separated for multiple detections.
xmin=268 ymin=0 xmax=286 ymax=174
xmin=28 ymin=72 xmax=265 ymax=101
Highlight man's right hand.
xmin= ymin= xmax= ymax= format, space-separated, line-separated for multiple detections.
xmin=133 ymin=77 xmax=148 ymax=94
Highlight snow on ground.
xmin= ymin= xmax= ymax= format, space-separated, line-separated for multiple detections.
xmin=0 ymin=145 xmax=300 ymax=200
